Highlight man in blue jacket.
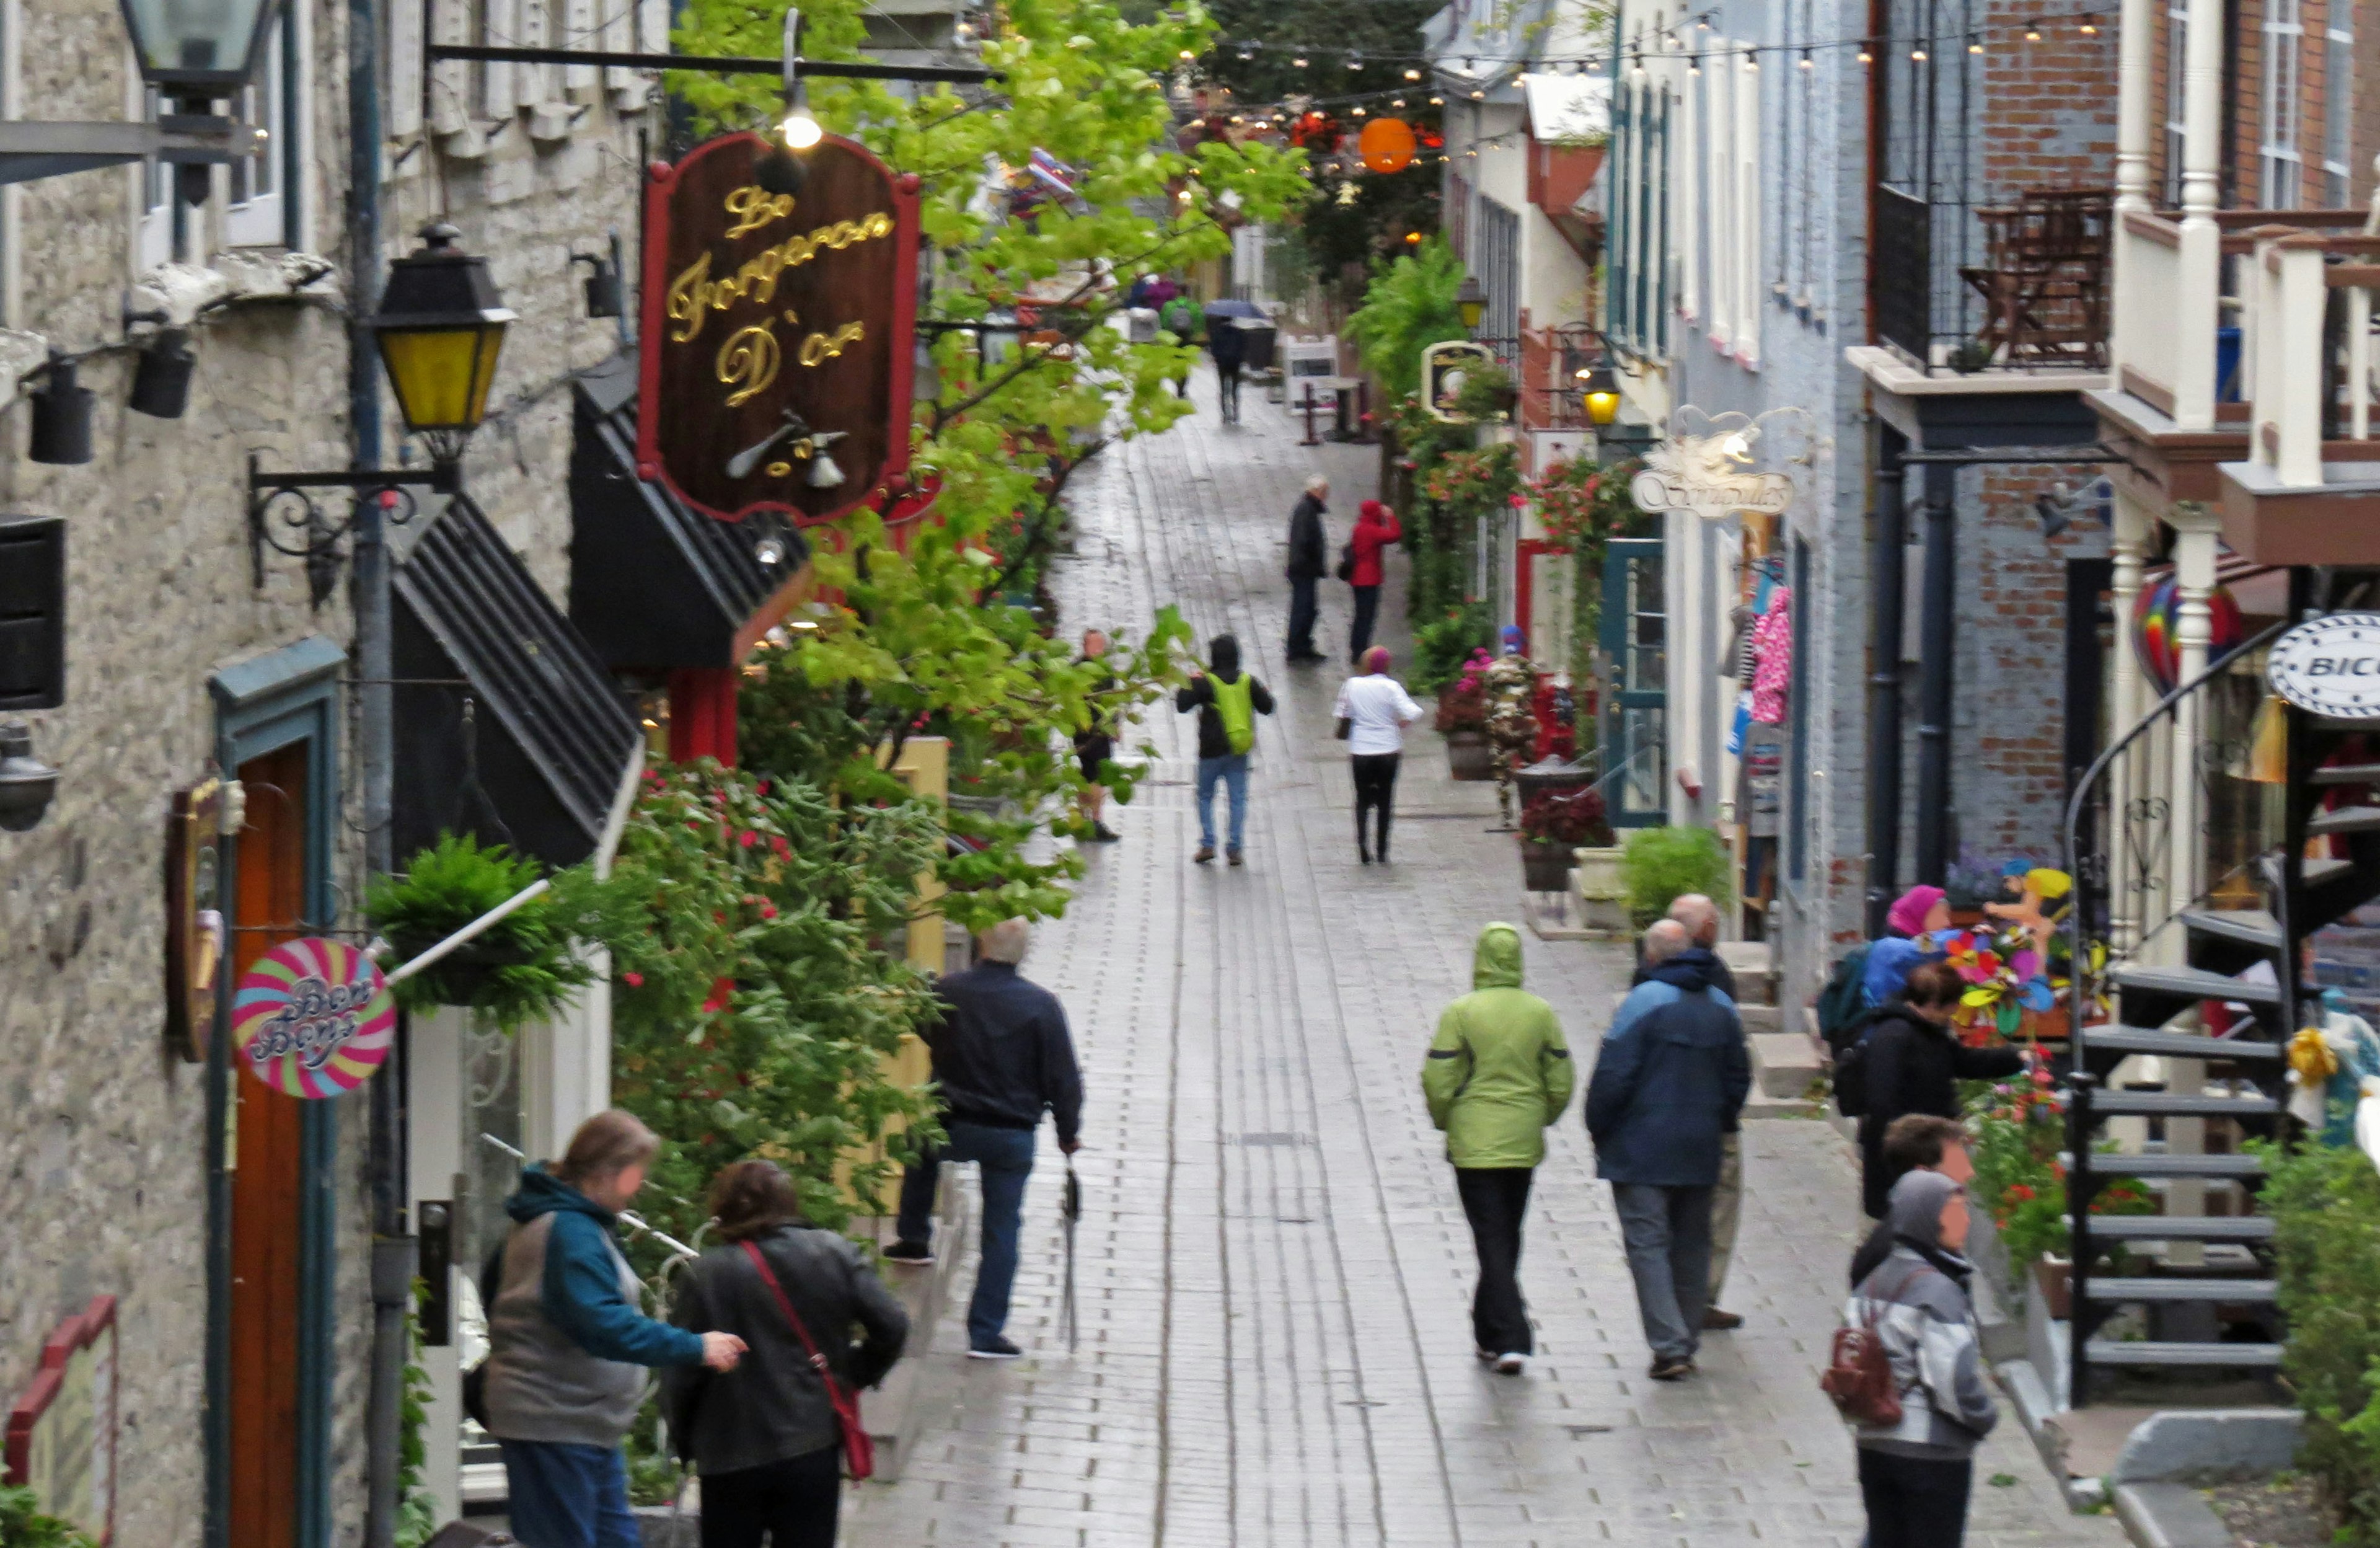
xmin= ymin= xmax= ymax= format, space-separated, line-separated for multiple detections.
xmin=1586 ymin=919 xmax=1750 ymax=1381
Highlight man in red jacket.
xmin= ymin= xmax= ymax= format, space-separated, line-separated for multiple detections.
xmin=1346 ymin=499 xmax=1403 ymax=665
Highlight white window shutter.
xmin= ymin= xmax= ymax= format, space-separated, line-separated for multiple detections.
xmin=1734 ymin=46 xmax=1759 ymax=366
xmin=479 ymin=0 xmax=513 ymax=116
xmin=603 ymin=0 xmax=635 ymax=95
xmin=429 ymin=0 xmax=470 ymax=134
xmin=389 ymin=0 xmax=424 ymax=137
xmin=517 ymin=0 xmax=551 ymax=107
xmin=565 ymin=0 xmax=597 ymax=94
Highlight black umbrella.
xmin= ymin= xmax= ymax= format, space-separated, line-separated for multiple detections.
xmin=1060 ymin=1157 xmax=1082 ymax=1351
xmin=1203 ymin=299 xmax=1264 ymax=320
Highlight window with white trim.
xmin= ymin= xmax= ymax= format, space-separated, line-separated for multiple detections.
xmin=226 ymin=11 xmax=294 ymax=246
xmin=1703 ymin=38 xmax=1731 ymax=349
xmin=1730 ymin=43 xmax=1759 ymax=365
xmin=136 ymin=83 xmax=174 ymax=270
xmin=1674 ymin=53 xmax=1698 ymax=322
xmin=2261 ymin=0 xmax=2304 ymax=208
xmin=2322 ymin=9 xmax=2353 ymax=206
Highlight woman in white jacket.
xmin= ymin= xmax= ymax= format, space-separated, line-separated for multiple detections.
xmin=1333 ymin=646 xmax=1424 ymax=865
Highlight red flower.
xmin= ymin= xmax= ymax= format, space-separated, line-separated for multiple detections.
xmin=739 ymin=829 xmax=757 ymax=847
xmin=621 ymin=971 xmax=645 ymax=988
xmin=759 ymin=902 xmax=778 ymax=919
xmin=772 ymin=836 xmax=792 ymax=857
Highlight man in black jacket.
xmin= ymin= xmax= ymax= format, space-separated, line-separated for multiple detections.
xmin=1285 ymin=475 xmax=1330 ymax=661
xmin=886 ymin=919 xmax=1086 ymax=1358
xmin=1857 ymin=963 xmax=2022 ymax=1218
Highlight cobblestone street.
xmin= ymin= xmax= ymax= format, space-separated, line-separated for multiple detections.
xmin=850 ymin=372 xmax=2123 ymax=1548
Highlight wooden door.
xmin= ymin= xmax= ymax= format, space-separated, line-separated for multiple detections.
xmin=227 ymin=742 xmax=311 ymax=1548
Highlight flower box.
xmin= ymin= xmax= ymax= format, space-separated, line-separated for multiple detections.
xmin=2032 ymin=1255 xmax=2073 ymax=1321
xmin=1520 ymin=839 xmax=1573 ymax=893
xmin=1445 ymin=730 xmax=1492 ymax=781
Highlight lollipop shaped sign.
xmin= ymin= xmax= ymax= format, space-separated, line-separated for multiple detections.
xmin=233 ymin=938 xmax=396 ymax=1098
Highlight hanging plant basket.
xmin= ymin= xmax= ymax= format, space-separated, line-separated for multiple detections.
xmin=365 ymin=833 xmax=594 ymax=1031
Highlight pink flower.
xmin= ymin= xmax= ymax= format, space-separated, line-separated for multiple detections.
xmin=739 ymin=829 xmax=757 ymax=847
xmin=621 ymin=971 xmax=645 ymax=988
xmin=772 ymin=836 xmax=792 ymax=858
xmin=759 ymin=902 xmax=778 ymax=919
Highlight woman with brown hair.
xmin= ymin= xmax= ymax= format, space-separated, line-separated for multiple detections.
xmin=662 ymin=1160 xmax=909 ymax=1547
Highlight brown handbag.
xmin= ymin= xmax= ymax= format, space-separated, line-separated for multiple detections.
xmin=1821 ymin=1265 xmax=1934 ymax=1426
xmin=741 ymin=1239 xmax=876 ymax=1480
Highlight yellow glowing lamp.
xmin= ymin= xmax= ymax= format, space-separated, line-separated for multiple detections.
xmin=1455 ymin=273 xmax=1486 ymax=331
xmin=1577 ymin=363 xmax=1621 ymax=425
xmin=370 ymin=223 xmax=513 ymax=464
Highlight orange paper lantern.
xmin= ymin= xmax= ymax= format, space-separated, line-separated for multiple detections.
xmin=1359 ymin=117 xmax=1417 ymax=174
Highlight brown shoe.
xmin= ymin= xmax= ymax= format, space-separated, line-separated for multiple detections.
xmin=1227 ymin=847 xmax=1245 ymax=867
xmin=1701 ymin=1307 xmax=1743 ymax=1330
xmin=1647 ymin=1358 xmax=1693 ymax=1382
xmin=1192 ymin=846 xmax=1217 ymax=864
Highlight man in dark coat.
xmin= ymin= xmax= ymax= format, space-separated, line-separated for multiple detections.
xmin=1856 ymin=962 xmax=2022 ymax=1218
xmin=887 ymin=918 xmax=1085 ymax=1358
xmin=1285 ymin=475 xmax=1329 ymax=662
xmin=1587 ymin=920 xmax=1750 ymax=1381
xmin=1628 ymin=893 xmax=1742 ymax=1329
xmin=1207 ymin=314 xmax=1249 ymax=423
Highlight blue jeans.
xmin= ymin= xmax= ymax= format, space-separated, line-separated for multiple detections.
xmin=896 ymin=1119 xmax=1038 ymax=1348
xmin=499 ymin=1438 xmax=638 ymax=1548
xmin=1196 ymin=753 xmax=1250 ymax=851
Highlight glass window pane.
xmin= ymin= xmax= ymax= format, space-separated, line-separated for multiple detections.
xmin=1621 ymin=706 xmax=1666 ymax=813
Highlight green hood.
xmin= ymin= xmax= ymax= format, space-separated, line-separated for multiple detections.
xmin=1471 ymin=923 xmax=1524 ymax=990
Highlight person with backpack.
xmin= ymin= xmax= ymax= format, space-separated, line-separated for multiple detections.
xmin=1841 ymin=1168 xmax=1998 ymax=1548
xmin=1342 ymin=500 xmax=1403 ymax=665
xmin=1160 ymin=290 xmax=1201 ymax=400
xmin=1284 ymin=475 xmax=1331 ymax=663
xmin=1846 ymin=963 xmax=2024 ymax=1218
xmin=1586 ymin=920 xmax=1750 ymax=1381
xmin=1862 ymin=885 xmax=1953 ymax=1008
xmin=662 ymin=1159 xmax=909 ymax=1548
xmin=1176 ymin=632 xmax=1274 ymax=865
xmin=1421 ymin=922 xmax=1576 ymax=1375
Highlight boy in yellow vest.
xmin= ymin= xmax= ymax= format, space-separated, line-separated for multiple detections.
xmin=1174 ymin=633 xmax=1275 ymax=865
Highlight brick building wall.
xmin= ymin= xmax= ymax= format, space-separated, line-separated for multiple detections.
xmin=2148 ymin=0 xmax=2369 ymax=211
xmin=1980 ymin=17 xmax=2117 ymax=200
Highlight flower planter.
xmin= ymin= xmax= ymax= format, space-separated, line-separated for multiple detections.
xmin=2032 ymin=1255 xmax=2073 ymax=1321
xmin=1572 ymin=845 xmax=1625 ymax=900
xmin=1444 ymin=730 xmax=1492 ymax=781
xmin=1520 ymin=840 xmax=1572 ymax=893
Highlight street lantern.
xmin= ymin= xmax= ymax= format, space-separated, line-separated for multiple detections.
xmin=369 ymin=223 xmax=514 ymax=466
xmin=120 ymin=0 xmax=284 ymax=95
xmin=1578 ymin=363 xmax=1621 ymax=426
xmin=1455 ymin=273 xmax=1486 ymax=332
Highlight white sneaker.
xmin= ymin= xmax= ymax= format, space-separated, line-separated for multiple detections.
xmin=1494 ymin=1352 xmax=1526 ymax=1375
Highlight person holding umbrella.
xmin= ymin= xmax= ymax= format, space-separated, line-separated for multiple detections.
xmin=1203 ymin=299 xmax=1263 ymax=423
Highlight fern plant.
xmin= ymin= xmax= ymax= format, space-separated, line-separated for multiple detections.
xmin=0 ymin=1487 xmax=95 ymax=1548
xmin=1344 ymin=237 xmax=1469 ymax=402
xmin=365 ymin=833 xmax=595 ymax=1032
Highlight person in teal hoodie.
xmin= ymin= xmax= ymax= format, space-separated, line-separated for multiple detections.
xmin=482 ymin=1110 xmax=745 ymax=1548
xmin=1422 ymin=922 xmax=1576 ymax=1374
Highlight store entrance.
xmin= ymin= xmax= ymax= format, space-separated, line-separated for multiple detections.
xmin=226 ymin=741 xmax=312 ymax=1548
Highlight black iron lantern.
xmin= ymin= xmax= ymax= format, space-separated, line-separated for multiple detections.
xmin=120 ymin=0 xmax=285 ymax=95
xmin=369 ymin=223 xmax=514 ymax=465
xmin=1455 ymin=273 xmax=1486 ymax=332
xmin=0 ymin=720 xmax=58 ymax=832
xmin=571 ymin=251 xmax=622 ymax=319
xmin=130 ymin=327 xmax=198 ymax=419
xmin=1577 ymin=363 xmax=1620 ymax=427
xmin=29 ymin=355 xmax=94 ymax=466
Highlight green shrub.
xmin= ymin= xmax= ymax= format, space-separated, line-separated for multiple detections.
xmin=2262 ymin=1139 xmax=2380 ymax=1541
xmin=1343 ymin=237 xmax=1468 ymax=402
xmin=1411 ymin=604 xmax=1492 ymax=694
xmin=0 ymin=1487 xmax=94 ymax=1548
xmin=1620 ymin=826 xmax=1734 ymax=928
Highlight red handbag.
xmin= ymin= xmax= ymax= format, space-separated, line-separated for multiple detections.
xmin=739 ymin=1239 xmax=876 ymax=1480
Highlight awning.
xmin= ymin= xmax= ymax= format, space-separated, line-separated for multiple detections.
xmin=1521 ymin=73 xmax=1610 ymax=141
xmin=393 ymin=495 xmax=643 ymax=869
xmin=568 ymin=352 xmax=813 ymax=671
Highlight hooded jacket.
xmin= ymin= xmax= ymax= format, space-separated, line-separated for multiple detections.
xmin=1285 ymin=493 xmax=1329 ymax=582
xmin=480 ymin=1165 xmax=707 ymax=1446
xmin=1584 ymin=948 xmax=1750 ymax=1187
xmin=1421 ymin=924 xmax=1575 ymax=1169
xmin=1347 ymin=502 xmax=1403 ymax=588
xmin=1845 ymin=1170 xmax=1999 ymax=1460
xmin=1175 ymin=635 xmax=1276 ymax=760
xmin=1856 ymin=1005 xmax=2022 ymax=1218
xmin=661 ymin=1221 xmax=910 ymax=1475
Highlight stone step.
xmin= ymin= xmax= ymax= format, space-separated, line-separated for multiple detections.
xmin=2081 ymin=1027 xmax=2284 ymax=1062
xmin=2061 ymin=1151 xmax=2267 ymax=1180
xmin=1737 ymin=1002 xmax=1782 ymax=1034
xmin=1750 ymin=1031 xmax=1821 ymax=1099
xmin=2081 ymin=1214 xmax=2276 ymax=1243
xmin=2083 ymin=1339 xmax=2283 ymax=1369
xmin=2084 ymin=1276 xmax=2276 ymax=1304
xmin=2180 ymin=908 xmax=2281 ymax=952
xmin=2089 ymin=1089 xmax=2281 ymax=1119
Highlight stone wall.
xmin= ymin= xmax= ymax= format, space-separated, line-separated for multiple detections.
xmin=0 ymin=0 xmax=654 ymax=1541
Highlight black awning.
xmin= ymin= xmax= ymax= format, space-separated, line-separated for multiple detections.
xmin=569 ymin=352 xmax=812 ymax=671
xmin=394 ymin=494 xmax=641 ymax=869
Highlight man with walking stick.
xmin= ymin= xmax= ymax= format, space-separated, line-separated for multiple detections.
xmin=885 ymin=918 xmax=1086 ymax=1360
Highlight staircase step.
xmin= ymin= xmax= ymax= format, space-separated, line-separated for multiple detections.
xmin=2081 ymin=1214 xmax=2276 ymax=1242
xmin=2262 ymin=854 xmax=2356 ymax=890
xmin=2084 ymin=1276 xmax=2277 ymax=1303
xmin=2082 ymin=1027 xmax=2284 ymax=1061
xmin=2061 ymin=1151 xmax=2267 ymax=1180
xmin=2180 ymin=909 xmax=2282 ymax=950
xmin=2091 ymin=1090 xmax=2281 ymax=1119
xmin=2313 ymin=763 xmax=2380 ymax=785
xmin=2309 ymin=805 xmax=2380 ymax=837
xmin=2084 ymin=1339 xmax=2284 ymax=1369
xmin=2112 ymin=963 xmax=2281 ymax=1005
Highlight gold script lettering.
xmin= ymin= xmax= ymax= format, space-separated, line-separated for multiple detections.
xmin=716 ymin=324 xmax=782 ymax=407
xmin=723 ymin=185 xmax=796 ymax=238
xmin=666 ymin=211 xmax=897 ymax=345
xmin=798 ymin=321 xmax=866 ymax=368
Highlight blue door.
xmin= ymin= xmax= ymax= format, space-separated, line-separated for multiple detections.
xmin=1599 ymin=539 xmax=1667 ymax=828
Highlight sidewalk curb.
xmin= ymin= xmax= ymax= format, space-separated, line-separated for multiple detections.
xmin=2112 ymin=1482 xmax=2234 ymax=1548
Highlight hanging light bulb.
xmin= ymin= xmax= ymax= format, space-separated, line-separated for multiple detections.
xmin=1393 ymin=97 xmax=1406 ymax=107
xmin=1910 ymin=45 xmax=1928 ymax=61
xmin=1689 ymin=55 xmax=1701 ymax=74
xmin=1470 ymin=87 xmax=1484 ymax=97
xmin=1346 ymin=50 xmax=1363 ymax=70
xmin=2024 ymin=20 xmax=2042 ymax=41
xmin=1798 ymin=48 xmax=1813 ymax=69
xmin=1352 ymin=103 xmax=1366 ymax=115
xmin=1743 ymin=49 xmax=1756 ymax=70
xmin=1857 ymin=45 xmax=1874 ymax=63
xmin=1404 ymin=67 xmax=1421 ymax=80
xmin=1237 ymin=42 xmax=1255 ymax=59
xmin=2080 ymin=19 xmax=2099 ymax=35
xmin=1293 ymin=54 xmax=1308 ymax=67
xmin=1968 ymin=33 xmax=1983 ymax=53
xmin=1631 ymin=52 xmax=1644 ymax=77
xmin=1429 ymin=94 xmax=1443 ymax=104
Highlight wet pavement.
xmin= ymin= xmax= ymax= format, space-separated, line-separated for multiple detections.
xmin=848 ymin=369 xmax=2122 ymax=1547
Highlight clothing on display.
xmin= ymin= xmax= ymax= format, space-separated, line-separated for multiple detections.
xmin=1750 ymin=586 xmax=1792 ymax=725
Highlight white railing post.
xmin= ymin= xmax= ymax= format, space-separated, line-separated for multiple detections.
xmin=2107 ymin=486 xmax=2151 ymax=955
xmin=2268 ymin=237 xmax=2329 ymax=486
xmin=2171 ymin=0 xmax=2226 ymax=429
xmin=2109 ymin=0 xmax=2154 ymax=375
xmin=2162 ymin=505 xmax=2223 ymax=1262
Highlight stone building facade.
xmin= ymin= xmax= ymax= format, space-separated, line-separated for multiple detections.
xmin=0 ymin=0 xmax=660 ymax=1541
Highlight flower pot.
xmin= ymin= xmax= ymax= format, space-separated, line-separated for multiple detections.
xmin=1445 ymin=730 xmax=1492 ymax=781
xmin=1520 ymin=840 xmax=1572 ymax=893
xmin=2032 ymin=1255 xmax=2073 ymax=1321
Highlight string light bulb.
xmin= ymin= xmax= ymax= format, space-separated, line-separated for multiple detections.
xmin=2023 ymin=21 xmax=2042 ymax=41
xmin=1911 ymin=46 xmax=1927 ymax=60
xmin=1429 ymin=94 xmax=1443 ymax=104
xmin=1968 ymin=34 xmax=1983 ymax=53
xmin=1292 ymin=55 xmax=1307 ymax=67
xmin=1743 ymin=49 xmax=1756 ymax=70
xmin=1393 ymin=97 xmax=1406 ymax=107
xmin=2079 ymin=19 xmax=2098 ymax=35
xmin=1470 ymin=87 xmax=1484 ymax=97
xmin=1236 ymin=43 xmax=1254 ymax=59
xmin=1352 ymin=104 xmax=1365 ymax=114
xmin=1346 ymin=51 xmax=1363 ymax=69
xmin=1631 ymin=52 xmax=1644 ymax=77
xmin=1404 ymin=67 xmax=1421 ymax=80
xmin=1688 ymin=55 xmax=1701 ymax=74
xmin=1177 ymin=47 xmax=1194 ymax=60
xmin=1856 ymin=45 xmax=1873 ymax=63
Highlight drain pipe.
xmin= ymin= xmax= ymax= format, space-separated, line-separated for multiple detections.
xmin=348 ymin=0 xmax=412 ymax=1543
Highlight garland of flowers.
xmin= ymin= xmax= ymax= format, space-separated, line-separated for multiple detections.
xmin=1421 ymin=440 xmax=1521 ymax=510
xmin=1529 ymin=455 xmax=1642 ymax=554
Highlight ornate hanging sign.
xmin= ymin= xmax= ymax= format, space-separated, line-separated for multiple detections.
xmin=2268 ymin=611 xmax=2380 ymax=719
xmin=1422 ymin=339 xmax=1496 ymax=422
xmin=1628 ymin=431 xmax=1794 ymax=517
xmin=637 ymin=132 xmax=922 ymax=526
xmin=232 ymin=937 xmax=396 ymax=1098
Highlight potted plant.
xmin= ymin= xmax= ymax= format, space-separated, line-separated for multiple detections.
xmin=1518 ymin=785 xmax=1612 ymax=893
xmin=1433 ymin=652 xmax=1494 ymax=780
xmin=366 ymin=833 xmax=596 ymax=1030
xmin=1619 ymin=825 xmax=1735 ymax=928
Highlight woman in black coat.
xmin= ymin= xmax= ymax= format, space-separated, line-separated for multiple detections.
xmin=663 ymin=1161 xmax=909 ymax=1548
xmin=1858 ymin=963 xmax=2024 ymax=1218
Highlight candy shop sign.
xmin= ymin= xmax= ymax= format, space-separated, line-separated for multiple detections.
xmin=232 ymin=937 xmax=396 ymax=1098
xmin=1629 ymin=431 xmax=1794 ymax=518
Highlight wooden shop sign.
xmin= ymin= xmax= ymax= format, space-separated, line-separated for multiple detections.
xmin=4 ymin=1297 xmax=117 ymax=1545
xmin=637 ymin=131 xmax=922 ymax=526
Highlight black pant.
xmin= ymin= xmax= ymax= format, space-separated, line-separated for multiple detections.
xmin=1351 ymin=752 xmax=1400 ymax=859
xmin=1287 ymin=577 xmax=1320 ymax=658
xmin=1454 ymin=1167 xmax=1535 ymax=1355
xmin=1349 ymin=585 xmax=1382 ymax=663
xmin=1858 ymin=1449 xmax=1972 ymax=1548
xmin=700 ymin=1446 xmax=842 ymax=1548
xmin=1217 ymin=363 xmax=1242 ymax=420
